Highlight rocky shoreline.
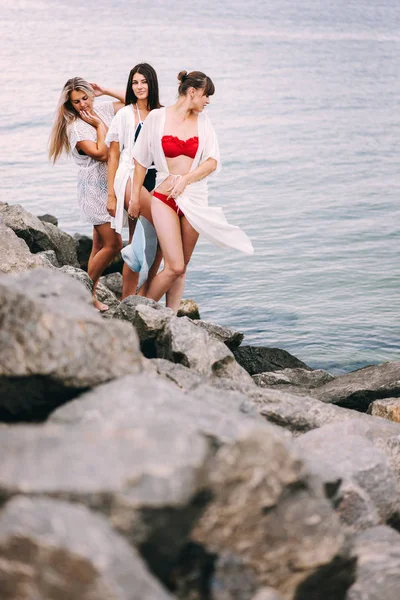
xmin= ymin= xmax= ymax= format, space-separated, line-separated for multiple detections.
xmin=1 ymin=201 xmax=400 ymax=599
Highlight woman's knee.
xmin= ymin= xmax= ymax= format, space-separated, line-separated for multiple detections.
xmin=105 ymin=238 xmax=123 ymax=254
xmin=165 ymin=261 xmax=186 ymax=277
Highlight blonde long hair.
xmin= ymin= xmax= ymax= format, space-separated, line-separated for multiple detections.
xmin=48 ymin=77 xmax=94 ymax=163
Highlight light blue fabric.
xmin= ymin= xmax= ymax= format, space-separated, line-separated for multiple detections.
xmin=121 ymin=217 xmax=158 ymax=290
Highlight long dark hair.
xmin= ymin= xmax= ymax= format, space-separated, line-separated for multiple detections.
xmin=125 ymin=63 xmax=161 ymax=110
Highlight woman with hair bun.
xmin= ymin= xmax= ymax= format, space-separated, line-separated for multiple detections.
xmin=49 ymin=77 xmax=125 ymax=311
xmin=130 ymin=69 xmax=253 ymax=312
xmin=106 ymin=63 xmax=162 ymax=299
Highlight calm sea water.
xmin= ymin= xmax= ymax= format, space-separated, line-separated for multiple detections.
xmin=1 ymin=0 xmax=400 ymax=373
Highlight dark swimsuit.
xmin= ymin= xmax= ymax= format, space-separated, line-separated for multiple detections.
xmin=134 ymin=108 xmax=156 ymax=193
xmin=153 ymin=135 xmax=199 ymax=217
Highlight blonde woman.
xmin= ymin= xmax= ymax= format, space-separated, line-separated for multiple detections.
xmin=49 ymin=77 xmax=124 ymax=311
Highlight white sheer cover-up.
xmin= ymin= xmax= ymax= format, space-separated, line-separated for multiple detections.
xmin=132 ymin=107 xmax=254 ymax=255
xmin=68 ymin=101 xmax=115 ymax=225
xmin=105 ymin=104 xmax=144 ymax=234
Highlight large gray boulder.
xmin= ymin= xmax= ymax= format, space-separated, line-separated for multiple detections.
xmin=346 ymin=526 xmax=400 ymax=600
xmin=233 ymin=346 xmax=311 ymax=375
xmin=192 ymin=429 xmax=355 ymax=600
xmin=0 ymin=203 xmax=79 ymax=267
xmin=312 ymin=361 xmax=400 ymax=411
xmin=0 ymin=496 xmax=173 ymax=600
xmin=296 ymin=425 xmax=399 ymax=531
xmin=0 ymin=268 xmax=142 ymax=421
xmin=0 ymin=222 xmax=49 ymax=273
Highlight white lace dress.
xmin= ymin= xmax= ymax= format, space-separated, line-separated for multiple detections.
xmin=68 ymin=101 xmax=115 ymax=225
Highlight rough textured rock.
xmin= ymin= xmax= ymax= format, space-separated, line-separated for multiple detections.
xmin=312 ymin=361 xmax=400 ymax=412
xmin=59 ymin=264 xmax=92 ymax=290
xmin=368 ymin=397 xmax=400 ymax=423
xmin=49 ymin=372 xmax=262 ymax=446
xmin=114 ymin=295 xmax=164 ymax=327
xmin=206 ymin=377 xmax=372 ymax=435
xmin=346 ymin=526 xmax=400 ymax=600
xmin=0 ymin=222 xmax=49 ymax=273
xmin=134 ymin=305 xmax=253 ymax=384
xmin=251 ymin=589 xmax=284 ymax=600
xmin=296 ymin=426 xmax=399 ymax=531
xmin=0 ymin=413 xmax=211 ymax=587
xmin=178 ymin=298 xmax=200 ymax=319
xmin=0 ymin=496 xmax=173 ymax=600
xmin=192 ymin=429 xmax=355 ymax=600
xmin=150 ymin=358 xmax=205 ymax=391
xmin=38 ymin=212 xmax=58 ymax=226
xmin=0 ymin=268 xmax=142 ymax=421
xmin=37 ymin=249 xmax=60 ymax=267
xmin=194 ymin=320 xmax=244 ymax=350
xmin=100 ymin=272 xmax=123 ymax=299
xmin=0 ymin=203 xmax=78 ymax=267
xmin=233 ymin=346 xmax=311 ymax=376
xmin=253 ymin=368 xmax=334 ymax=390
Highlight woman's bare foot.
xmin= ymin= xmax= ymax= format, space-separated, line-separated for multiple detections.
xmin=93 ymin=296 xmax=109 ymax=312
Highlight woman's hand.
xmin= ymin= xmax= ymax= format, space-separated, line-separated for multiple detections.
xmin=128 ymin=197 xmax=140 ymax=220
xmin=90 ymin=82 xmax=105 ymax=97
xmin=107 ymin=194 xmax=117 ymax=217
xmin=79 ymin=110 xmax=102 ymax=127
xmin=167 ymin=174 xmax=188 ymax=200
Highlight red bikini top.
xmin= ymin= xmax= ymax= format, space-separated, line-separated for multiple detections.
xmin=162 ymin=135 xmax=199 ymax=159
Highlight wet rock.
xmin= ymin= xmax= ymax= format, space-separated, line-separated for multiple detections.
xmin=38 ymin=212 xmax=58 ymax=226
xmin=194 ymin=320 xmax=244 ymax=350
xmin=253 ymin=368 xmax=334 ymax=389
xmin=192 ymin=429 xmax=355 ymax=600
xmin=178 ymin=298 xmax=200 ymax=319
xmin=233 ymin=346 xmax=311 ymax=376
xmin=0 ymin=495 xmax=173 ymax=600
xmin=312 ymin=361 xmax=400 ymax=412
xmin=368 ymin=397 xmax=400 ymax=423
xmin=296 ymin=426 xmax=399 ymax=531
xmin=0 ymin=222 xmax=49 ymax=274
xmin=0 ymin=203 xmax=78 ymax=267
xmin=346 ymin=526 xmax=400 ymax=600
xmin=100 ymin=272 xmax=123 ymax=299
xmin=0 ymin=268 xmax=142 ymax=421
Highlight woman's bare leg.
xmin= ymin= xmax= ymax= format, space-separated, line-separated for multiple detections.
xmin=138 ymin=244 xmax=162 ymax=296
xmin=165 ymin=217 xmax=198 ymax=312
xmin=87 ymin=226 xmax=103 ymax=273
xmin=146 ymin=200 xmax=198 ymax=310
xmin=88 ymin=223 xmax=123 ymax=310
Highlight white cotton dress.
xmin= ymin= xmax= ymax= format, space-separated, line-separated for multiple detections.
xmin=68 ymin=101 xmax=115 ymax=225
xmin=132 ymin=107 xmax=254 ymax=255
xmin=105 ymin=104 xmax=145 ymax=234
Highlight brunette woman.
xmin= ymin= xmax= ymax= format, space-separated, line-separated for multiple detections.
xmin=106 ymin=63 xmax=162 ymax=299
xmin=130 ymin=70 xmax=253 ymax=312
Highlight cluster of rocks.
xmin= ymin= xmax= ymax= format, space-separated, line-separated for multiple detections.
xmin=1 ymin=202 xmax=400 ymax=600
